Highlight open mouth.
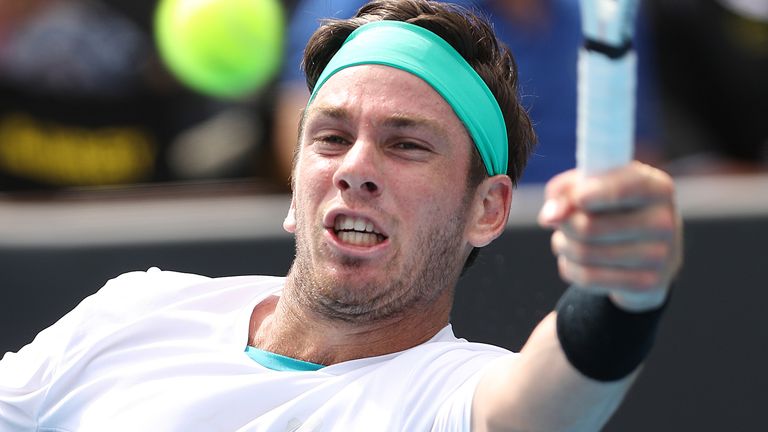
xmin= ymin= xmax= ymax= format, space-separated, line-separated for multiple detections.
xmin=334 ymin=215 xmax=387 ymax=247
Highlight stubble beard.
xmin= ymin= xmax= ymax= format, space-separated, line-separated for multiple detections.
xmin=286 ymin=203 xmax=471 ymax=325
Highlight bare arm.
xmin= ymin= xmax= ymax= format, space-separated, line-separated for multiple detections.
xmin=473 ymin=313 xmax=635 ymax=432
xmin=472 ymin=162 xmax=682 ymax=431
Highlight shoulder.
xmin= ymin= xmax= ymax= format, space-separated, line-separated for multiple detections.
xmin=79 ymin=269 xmax=284 ymax=328
xmin=97 ymin=268 xmax=282 ymax=301
xmin=320 ymin=326 xmax=515 ymax=430
xmin=103 ymin=267 xmax=209 ymax=292
xmin=394 ymin=325 xmax=514 ymax=378
xmin=328 ymin=325 xmax=514 ymax=398
xmin=49 ymin=270 xmax=283 ymax=360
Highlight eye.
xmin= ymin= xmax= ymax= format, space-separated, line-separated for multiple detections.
xmin=312 ymin=134 xmax=352 ymax=155
xmin=393 ymin=141 xmax=428 ymax=152
xmin=315 ymin=135 xmax=348 ymax=145
xmin=388 ymin=140 xmax=434 ymax=162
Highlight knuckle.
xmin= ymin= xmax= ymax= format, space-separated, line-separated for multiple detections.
xmin=654 ymin=170 xmax=676 ymax=201
xmin=659 ymin=172 xmax=676 ymax=196
xmin=641 ymin=162 xmax=675 ymax=196
xmin=557 ymin=256 xmax=571 ymax=280
xmin=571 ymin=213 xmax=597 ymax=237
xmin=633 ymin=271 xmax=663 ymax=290
xmin=551 ymin=231 xmax=564 ymax=255
xmin=576 ymin=266 xmax=599 ymax=286
xmin=572 ymin=188 xmax=592 ymax=209
xmin=569 ymin=242 xmax=590 ymax=264
xmin=545 ymin=170 xmax=576 ymax=199
xmin=559 ymin=256 xmax=586 ymax=286
xmin=544 ymin=179 xmax=559 ymax=199
xmin=654 ymin=208 xmax=676 ymax=232
xmin=550 ymin=233 xmax=557 ymax=254
xmin=648 ymin=243 xmax=670 ymax=264
xmin=581 ymin=268 xmax=605 ymax=287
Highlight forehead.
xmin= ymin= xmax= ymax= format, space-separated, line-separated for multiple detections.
xmin=307 ymin=65 xmax=470 ymax=141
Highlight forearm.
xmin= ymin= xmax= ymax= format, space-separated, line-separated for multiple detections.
xmin=471 ymin=163 xmax=680 ymax=431
xmin=471 ymin=312 xmax=637 ymax=432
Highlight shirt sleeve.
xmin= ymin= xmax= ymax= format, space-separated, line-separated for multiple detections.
xmin=0 ymin=288 xmax=92 ymax=429
xmin=0 ymin=268 xmax=186 ymax=429
xmin=430 ymin=368 xmax=487 ymax=432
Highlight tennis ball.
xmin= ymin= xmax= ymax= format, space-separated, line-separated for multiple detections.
xmin=154 ymin=0 xmax=284 ymax=99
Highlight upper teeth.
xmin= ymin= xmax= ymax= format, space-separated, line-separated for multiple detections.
xmin=335 ymin=215 xmax=380 ymax=234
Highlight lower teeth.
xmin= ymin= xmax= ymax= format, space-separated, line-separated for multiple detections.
xmin=338 ymin=231 xmax=382 ymax=246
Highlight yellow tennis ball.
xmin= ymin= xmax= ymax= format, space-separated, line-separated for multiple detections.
xmin=155 ymin=0 xmax=284 ymax=98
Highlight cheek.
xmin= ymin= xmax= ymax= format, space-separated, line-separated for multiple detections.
xmin=400 ymin=183 xmax=462 ymax=228
xmin=294 ymin=157 xmax=336 ymax=196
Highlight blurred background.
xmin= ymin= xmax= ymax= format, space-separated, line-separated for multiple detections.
xmin=1 ymin=0 xmax=767 ymax=430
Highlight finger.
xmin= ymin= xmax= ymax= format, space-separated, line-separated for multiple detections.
xmin=539 ymin=169 xmax=580 ymax=227
xmin=544 ymin=168 xmax=580 ymax=201
xmin=551 ymin=230 xmax=670 ymax=270
xmin=557 ymin=255 xmax=668 ymax=296
xmin=573 ymin=161 xmax=675 ymax=212
xmin=559 ymin=203 xmax=677 ymax=243
xmin=538 ymin=197 xmax=571 ymax=228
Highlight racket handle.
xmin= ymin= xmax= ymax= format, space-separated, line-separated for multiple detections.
xmin=576 ymin=46 xmax=657 ymax=309
xmin=576 ymin=47 xmax=637 ymax=176
xmin=575 ymin=1 xmax=649 ymax=308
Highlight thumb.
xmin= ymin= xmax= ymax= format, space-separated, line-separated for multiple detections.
xmin=538 ymin=196 xmax=571 ymax=227
xmin=538 ymin=169 xmax=579 ymax=227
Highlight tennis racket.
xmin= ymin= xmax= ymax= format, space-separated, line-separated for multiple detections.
xmin=577 ymin=0 xmax=640 ymax=176
xmin=576 ymin=0 xmax=667 ymax=306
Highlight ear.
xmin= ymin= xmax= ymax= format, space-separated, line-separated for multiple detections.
xmin=283 ymin=197 xmax=297 ymax=233
xmin=465 ymin=175 xmax=513 ymax=247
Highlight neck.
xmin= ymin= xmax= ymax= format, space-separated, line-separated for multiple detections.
xmin=248 ymin=277 xmax=454 ymax=366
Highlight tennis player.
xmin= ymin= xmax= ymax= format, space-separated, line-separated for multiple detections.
xmin=0 ymin=1 xmax=681 ymax=430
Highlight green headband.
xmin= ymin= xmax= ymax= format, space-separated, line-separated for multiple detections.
xmin=307 ymin=20 xmax=508 ymax=176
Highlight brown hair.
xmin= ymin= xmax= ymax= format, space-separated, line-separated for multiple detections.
xmin=301 ymin=0 xmax=536 ymax=186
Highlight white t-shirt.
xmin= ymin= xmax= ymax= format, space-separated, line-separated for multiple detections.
xmin=0 ymin=269 xmax=514 ymax=432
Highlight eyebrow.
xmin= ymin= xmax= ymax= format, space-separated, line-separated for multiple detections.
xmin=306 ymin=105 xmax=451 ymax=139
xmin=306 ymin=105 xmax=349 ymax=122
xmin=381 ymin=113 xmax=448 ymax=137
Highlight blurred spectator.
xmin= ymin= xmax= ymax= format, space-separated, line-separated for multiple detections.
xmin=0 ymin=0 xmax=273 ymax=192
xmin=272 ymin=0 xmax=662 ymax=184
xmin=648 ymin=0 xmax=768 ymax=175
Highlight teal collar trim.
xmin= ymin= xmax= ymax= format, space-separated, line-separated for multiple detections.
xmin=245 ymin=346 xmax=324 ymax=372
xmin=307 ymin=20 xmax=508 ymax=176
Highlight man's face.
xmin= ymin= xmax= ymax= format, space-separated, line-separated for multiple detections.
xmin=285 ymin=65 xmax=477 ymax=322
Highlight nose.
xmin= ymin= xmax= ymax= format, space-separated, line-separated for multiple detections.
xmin=332 ymin=139 xmax=382 ymax=198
